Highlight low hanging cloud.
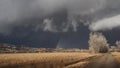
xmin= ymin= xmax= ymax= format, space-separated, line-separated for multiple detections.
xmin=1 ymin=0 xmax=120 ymax=34
xmin=89 ymin=14 xmax=120 ymax=31
xmin=43 ymin=19 xmax=57 ymax=32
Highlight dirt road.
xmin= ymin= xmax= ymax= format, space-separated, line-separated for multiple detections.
xmin=85 ymin=53 xmax=120 ymax=68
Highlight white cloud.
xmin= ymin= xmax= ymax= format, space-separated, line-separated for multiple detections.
xmin=89 ymin=14 xmax=120 ymax=31
xmin=43 ymin=19 xmax=57 ymax=32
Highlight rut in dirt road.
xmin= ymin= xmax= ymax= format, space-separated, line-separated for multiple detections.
xmin=85 ymin=53 xmax=120 ymax=68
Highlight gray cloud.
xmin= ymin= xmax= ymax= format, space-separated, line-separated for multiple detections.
xmin=0 ymin=0 xmax=120 ymax=48
xmin=1 ymin=0 xmax=120 ymax=33
xmin=0 ymin=0 xmax=106 ymax=34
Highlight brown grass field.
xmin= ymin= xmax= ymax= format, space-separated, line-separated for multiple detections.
xmin=0 ymin=53 xmax=100 ymax=68
xmin=112 ymin=52 xmax=120 ymax=64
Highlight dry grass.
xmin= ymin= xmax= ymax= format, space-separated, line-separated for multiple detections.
xmin=112 ymin=52 xmax=120 ymax=63
xmin=0 ymin=53 xmax=99 ymax=68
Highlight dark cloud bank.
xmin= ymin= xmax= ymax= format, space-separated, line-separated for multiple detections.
xmin=0 ymin=0 xmax=120 ymax=48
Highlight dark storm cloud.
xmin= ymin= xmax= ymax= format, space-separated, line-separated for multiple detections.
xmin=0 ymin=0 xmax=106 ymax=34
xmin=58 ymin=24 xmax=90 ymax=49
xmin=0 ymin=0 xmax=120 ymax=48
xmin=0 ymin=0 xmax=120 ymax=33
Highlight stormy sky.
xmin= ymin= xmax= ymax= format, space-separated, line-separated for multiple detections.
xmin=0 ymin=0 xmax=120 ymax=48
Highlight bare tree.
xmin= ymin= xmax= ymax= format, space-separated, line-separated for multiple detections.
xmin=89 ymin=32 xmax=109 ymax=53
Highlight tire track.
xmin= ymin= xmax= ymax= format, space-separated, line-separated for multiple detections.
xmin=64 ymin=55 xmax=101 ymax=68
xmin=85 ymin=53 xmax=120 ymax=68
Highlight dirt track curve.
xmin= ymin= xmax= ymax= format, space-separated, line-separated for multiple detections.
xmin=85 ymin=53 xmax=120 ymax=68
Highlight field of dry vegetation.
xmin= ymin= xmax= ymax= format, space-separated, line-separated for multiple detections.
xmin=112 ymin=52 xmax=120 ymax=64
xmin=0 ymin=53 xmax=100 ymax=68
